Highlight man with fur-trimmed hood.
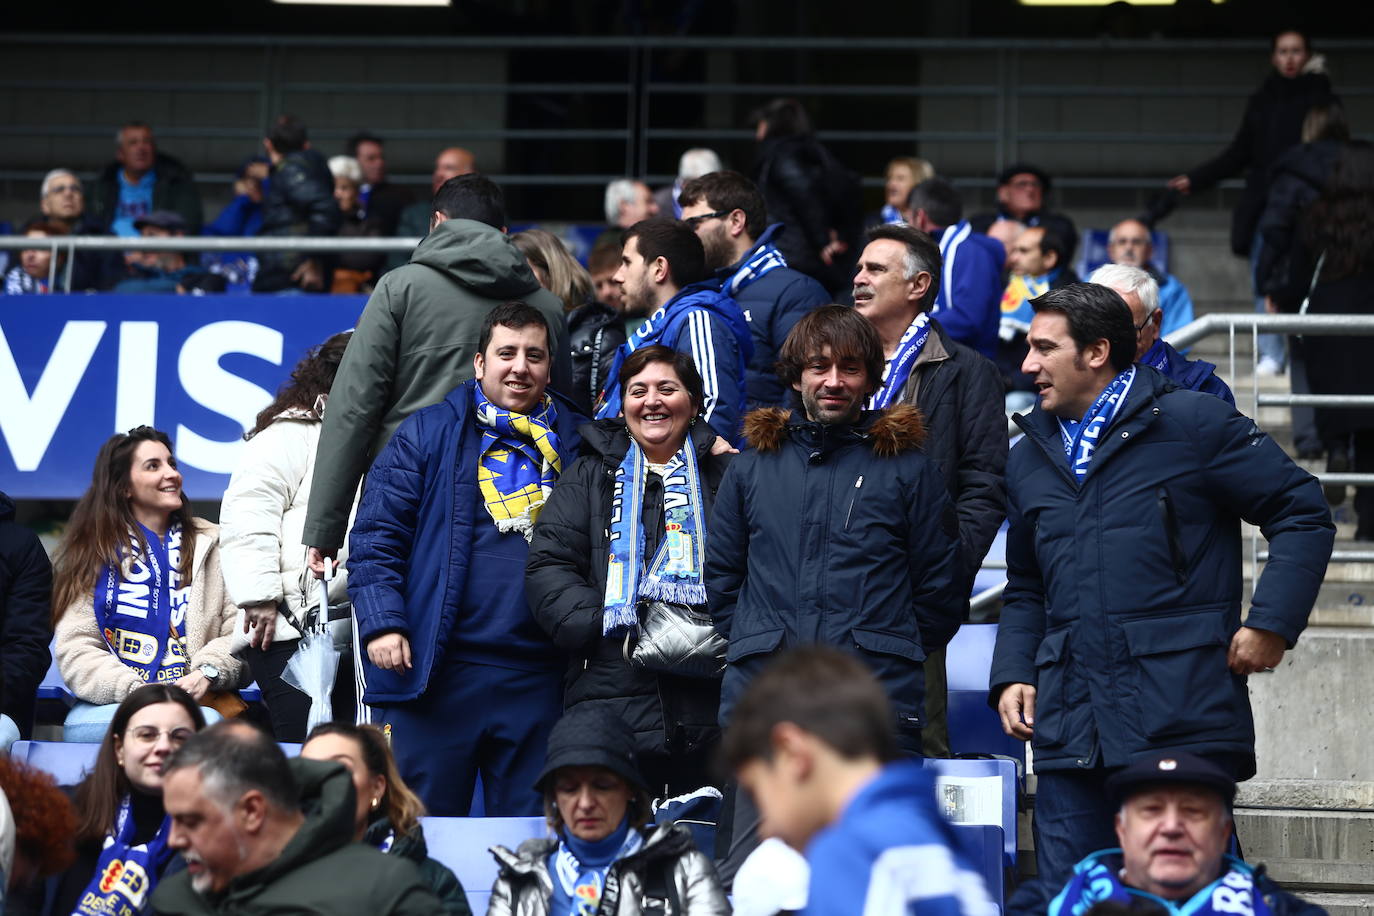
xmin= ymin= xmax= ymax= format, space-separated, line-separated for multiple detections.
xmin=707 ymin=302 xmax=964 ymax=740
xmin=706 ymin=305 xmax=963 ymax=880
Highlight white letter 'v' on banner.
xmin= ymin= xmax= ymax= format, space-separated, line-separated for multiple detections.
xmin=0 ymin=321 xmax=106 ymax=471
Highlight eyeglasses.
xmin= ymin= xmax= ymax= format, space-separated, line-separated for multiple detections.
xmin=127 ymin=726 xmax=195 ymax=746
xmin=47 ymin=183 xmax=82 ymax=195
xmin=682 ymin=209 xmax=732 ymax=228
xmin=1134 ymin=313 xmax=1156 ymax=335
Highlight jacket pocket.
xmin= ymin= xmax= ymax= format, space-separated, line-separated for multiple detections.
xmin=725 ymin=627 xmax=785 ymax=664
xmin=1122 ymin=611 xmax=1232 ymax=740
xmin=851 ymin=627 xmax=928 ymax=731
xmin=1156 ymin=487 xmax=1187 ymax=585
xmin=1031 ymin=628 xmax=1069 ymax=747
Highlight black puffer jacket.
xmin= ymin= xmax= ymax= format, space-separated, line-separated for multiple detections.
xmin=1256 ymin=139 xmax=1344 ymax=295
xmin=526 ymin=420 xmax=729 ymax=763
xmin=893 ymin=321 xmax=1007 ymax=595
xmin=567 ymin=301 xmax=628 ymax=414
xmin=1185 ymin=70 xmax=1336 ymax=257
xmin=0 ymin=491 xmax=53 ymax=736
xmin=254 ymin=148 xmax=343 ymax=291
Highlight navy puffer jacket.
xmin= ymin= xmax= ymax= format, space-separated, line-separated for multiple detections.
xmin=706 ymin=405 xmax=963 ymax=743
xmin=347 ymin=380 xmax=584 ymax=703
xmin=990 ymin=368 xmax=1333 ymax=777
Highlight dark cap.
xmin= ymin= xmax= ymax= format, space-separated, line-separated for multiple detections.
xmin=1106 ymin=752 xmax=1237 ymax=806
xmin=134 ymin=210 xmax=187 ymax=233
xmin=996 ymin=162 xmax=1052 ymax=192
xmin=535 ymin=707 xmax=646 ymax=793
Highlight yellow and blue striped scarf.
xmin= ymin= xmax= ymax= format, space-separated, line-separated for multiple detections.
xmin=474 ymin=385 xmax=563 ymax=541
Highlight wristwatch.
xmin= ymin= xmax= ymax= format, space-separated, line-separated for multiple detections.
xmin=198 ymin=663 xmax=220 ymax=684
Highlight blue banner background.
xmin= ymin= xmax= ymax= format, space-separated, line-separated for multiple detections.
xmin=0 ymin=294 xmax=366 ymax=499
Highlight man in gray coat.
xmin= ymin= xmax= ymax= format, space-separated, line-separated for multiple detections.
xmin=303 ymin=175 xmax=571 ymax=571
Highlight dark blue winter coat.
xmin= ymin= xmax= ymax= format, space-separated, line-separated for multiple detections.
xmin=715 ymin=223 xmax=831 ymax=410
xmin=347 ymin=380 xmax=585 ymax=704
xmin=706 ymin=405 xmax=963 ymax=744
xmin=1142 ymin=339 xmax=1235 ymax=407
xmin=990 ymin=368 xmax=1333 ymax=778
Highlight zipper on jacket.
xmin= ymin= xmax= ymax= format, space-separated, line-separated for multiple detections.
xmin=1156 ymin=486 xmax=1187 ymax=584
xmin=843 ymin=475 xmax=865 ymax=531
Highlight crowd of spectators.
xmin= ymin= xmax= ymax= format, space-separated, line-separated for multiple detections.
xmin=0 ymin=25 xmax=1362 ymax=916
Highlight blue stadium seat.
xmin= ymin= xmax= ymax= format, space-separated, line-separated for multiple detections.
xmin=924 ymin=756 xmax=1018 ymax=867
xmin=951 ymin=823 xmax=1005 ymax=914
xmin=1074 ymin=228 xmax=1171 ymax=280
xmin=421 ymin=816 xmax=548 ymax=913
xmin=946 ymin=623 xmax=1027 ymax=767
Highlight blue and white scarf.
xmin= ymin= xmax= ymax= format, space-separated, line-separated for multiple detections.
xmin=94 ymin=523 xmax=189 ymax=684
xmin=1057 ymin=367 xmax=1135 ymax=483
xmin=867 ymin=312 xmax=932 ymax=409
xmin=1141 ymin=338 xmax=1171 ymax=374
xmin=553 ymin=819 xmax=644 ymax=916
xmin=1050 ymin=850 xmax=1271 ymax=916
xmin=880 ymin=204 xmax=904 ymax=225
xmin=727 ymin=242 xmax=788 ymax=296
xmin=602 ymin=440 xmax=708 ymax=635
xmin=73 ymin=796 xmax=175 ymax=916
xmin=473 ymin=385 xmax=564 ymax=541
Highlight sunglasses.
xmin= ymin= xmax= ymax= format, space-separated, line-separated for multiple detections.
xmin=682 ymin=209 xmax=733 ymax=228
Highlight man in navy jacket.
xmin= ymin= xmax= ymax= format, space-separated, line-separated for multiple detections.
xmin=678 ymin=170 xmax=830 ymax=409
xmin=347 ymin=302 xmax=584 ymax=816
xmin=990 ymin=283 xmax=1333 ymax=916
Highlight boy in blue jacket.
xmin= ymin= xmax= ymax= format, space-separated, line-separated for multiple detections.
xmin=346 ymin=301 xmax=584 ymax=816
xmin=724 ymin=647 xmax=998 ymax=916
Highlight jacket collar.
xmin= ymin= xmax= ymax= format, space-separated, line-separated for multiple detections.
xmin=1013 ymin=365 xmax=1172 ymax=485
xmin=580 ymin=417 xmax=719 ymax=469
xmin=743 ymin=404 xmax=927 ymax=457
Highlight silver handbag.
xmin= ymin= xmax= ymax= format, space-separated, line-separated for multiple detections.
xmin=622 ymin=600 xmax=726 ymax=679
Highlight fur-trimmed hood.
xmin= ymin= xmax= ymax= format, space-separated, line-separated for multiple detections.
xmin=743 ymin=403 xmax=927 ymax=457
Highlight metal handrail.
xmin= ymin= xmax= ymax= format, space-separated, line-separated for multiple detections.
xmin=973 ymin=312 xmax=1374 ymax=613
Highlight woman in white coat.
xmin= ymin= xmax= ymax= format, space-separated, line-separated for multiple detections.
xmin=219 ymin=331 xmax=355 ymax=741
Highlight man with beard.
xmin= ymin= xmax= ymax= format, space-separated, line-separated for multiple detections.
xmin=679 ymin=170 xmax=830 ymax=409
xmin=706 ymin=306 xmax=962 ymax=881
xmin=596 ymin=218 xmax=753 ymax=444
xmin=153 ymin=721 xmax=442 ymax=915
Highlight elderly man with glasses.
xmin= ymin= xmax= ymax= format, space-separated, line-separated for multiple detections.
xmin=33 ymin=169 xmax=121 ymax=290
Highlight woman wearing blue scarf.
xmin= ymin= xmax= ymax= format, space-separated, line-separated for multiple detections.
xmin=49 ymin=684 xmax=206 ymax=916
xmin=527 ymin=346 xmax=732 ymax=798
xmin=52 ymin=427 xmax=244 ymax=742
xmin=488 ymin=707 xmax=729 ymax=916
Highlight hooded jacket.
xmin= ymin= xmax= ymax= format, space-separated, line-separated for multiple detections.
xmin=347 ymin=380 xmax=585 ymax=704
xmin=0 ymin=491 xmax=51 ymax=734
xmin=714 ymin=223 xmax=831 ymax=410
xmin=990 ymin=368 xmax=1333 ymax=776
xmin=89 ymin=151 xmax=203 ymax=235
xmin=487 ymin=822 xmax=729 ymax=916
xmin=151 ymin=758 xmax=443 ymax=916
xmin=302 ymin=218 xmax=573 ymax=552
xmin=364 ymin=818 xmax=472 ymax=916
xmin=706 ymin=405 xmax=963 ymax=737
xmin=1255 ymin=138 xmax=1345 ymax=296
xmin=525 ymin=420 xmax=730 ymax=761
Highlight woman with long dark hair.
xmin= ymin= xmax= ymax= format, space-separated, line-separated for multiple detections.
xmin=52 ymin=428 xmax=242 ymax=742
xmin=48 ymin=684 xmax=206 ymax=915
xmin=301 ymin=722 xmax=470 ymax=915
xmin=219 ymin=330 xmax=355 ymax=741
xmin=1271 ymin=141 xmax=1374 ymax=539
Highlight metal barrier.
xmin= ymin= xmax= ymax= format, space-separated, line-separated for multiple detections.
xmin=971 ymin=312 xmax=1374 ymax=614
xmin=3 ymin=33 xmax=1373 ymax=196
